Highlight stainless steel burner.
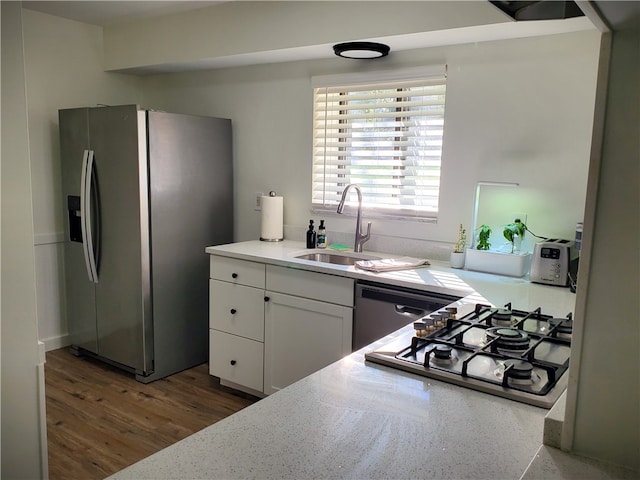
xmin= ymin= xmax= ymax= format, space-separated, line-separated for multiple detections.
xmin=550 ymin=317 xmax=573 ymax=334
xmin=491 ymin=308 xmax=515 ymax=326
xmin=428 ymin=344 xmax=458 ymax=366
xmin=433 ymin=344 xmax=452 ymax=359
xmin=484 ymin=327 xmax=530 ymax=352
xmin=504 ymin=359 xmax=533 ymax=379
xmin=495 ymin=359 xmax=540 ymax=386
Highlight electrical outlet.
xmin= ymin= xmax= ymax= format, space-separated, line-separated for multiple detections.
xmin=254 ymin=192 xmax=264 ymax=211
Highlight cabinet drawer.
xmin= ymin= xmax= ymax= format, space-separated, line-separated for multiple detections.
xmin=210 ymin=256 xmax=265 ymax=288
xmin=266 ymin=265 xmax=354 ymax=306
xmin=209 ymin=330 xmax=263 ymax=393
xmin=210 ymin=280 xmax=265 ymax=341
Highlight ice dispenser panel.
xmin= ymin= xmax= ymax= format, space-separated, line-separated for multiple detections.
xmin=67 ymin=195 xmax=82 ymax=242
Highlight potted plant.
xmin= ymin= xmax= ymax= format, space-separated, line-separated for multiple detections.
xmin=503 ymin=218 xmax=527 ymax=253
xmin=475 ymin=224 xmax=492 ymax=250
xmin=465 ymin=221 xmax=532 ymax=277
xmin=450 ymin=224 xmax=467 ymax=268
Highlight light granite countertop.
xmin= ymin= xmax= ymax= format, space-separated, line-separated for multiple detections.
xmin=111 ymin=331 xmax=549 ymax=479
xmin=110 ymin=240 xmax=584 ymax=479
xmin=204 ymin=240 xmax=577 ymax=314
xmin=521 ymin=445 xmax=639 ymax=480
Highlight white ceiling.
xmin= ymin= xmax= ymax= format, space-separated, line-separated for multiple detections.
xmin=20 ymin=1 xmax=601 ymax=74
xmin=22 ymin=1 xmax=228 ymax=26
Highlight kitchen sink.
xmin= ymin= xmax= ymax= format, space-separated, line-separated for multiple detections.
xmin=293 ymin=251 xmax=380 ymax=266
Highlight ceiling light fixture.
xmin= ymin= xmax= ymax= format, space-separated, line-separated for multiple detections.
xmin=333 ymin=42 xmax=390 ymax=59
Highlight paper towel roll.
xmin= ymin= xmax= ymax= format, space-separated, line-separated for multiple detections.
xmin=260 ymin=194 xmax=283 ymax=241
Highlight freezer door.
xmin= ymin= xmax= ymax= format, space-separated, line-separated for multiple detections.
xmin=59 ymin=108 xmax=98 ymax=353
xmin=89 ymin=105 xmax=154 ymax=375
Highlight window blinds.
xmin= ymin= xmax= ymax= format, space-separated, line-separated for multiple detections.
xmin=312 ymin=71 xmax=447 ymax=219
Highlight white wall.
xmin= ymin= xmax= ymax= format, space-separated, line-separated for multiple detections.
xmin=1 ymin=3 xmax=45 ymax=478
xmin=21 ymin=9 xmax=143 ymax=350
xmin=140 ymin=30 xmax=600 ymax=255
xmin=566 ymin=20 xmax=639 ymax=469
xmin=24 ymin=9 xmax=143 ymax=236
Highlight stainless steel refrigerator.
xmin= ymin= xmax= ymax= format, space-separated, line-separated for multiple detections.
xmin=59 ymin=104 xmax=232 ymax=383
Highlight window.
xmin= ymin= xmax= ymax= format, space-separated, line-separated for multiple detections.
xmin=312 ymin=66 xmax=447 ymax=220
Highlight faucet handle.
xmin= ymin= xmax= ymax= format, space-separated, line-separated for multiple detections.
xmin=363 ymin=222 xmax=372 ymax=240
xmin=355 ymin=222 xmax=372 ymax=253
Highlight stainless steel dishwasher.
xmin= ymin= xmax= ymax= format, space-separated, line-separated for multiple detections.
xmin=353 ymin=281 xmax=460 ymax=351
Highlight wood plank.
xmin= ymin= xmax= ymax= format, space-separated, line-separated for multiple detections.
xmin=45 ymin=348 xmax=259 ymax=480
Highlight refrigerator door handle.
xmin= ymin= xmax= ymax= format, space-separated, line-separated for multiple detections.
xmin=80 ymin=149 xmax=99 ymax=283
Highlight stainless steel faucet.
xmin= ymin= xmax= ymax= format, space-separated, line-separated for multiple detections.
xmin=336 ymin=184 xmax=371 ymax=253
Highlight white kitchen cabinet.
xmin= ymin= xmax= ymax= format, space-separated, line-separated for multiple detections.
xmin=209 ymin=330 xmax=264 ymax=392
xmin=264 ymin=291 xmax=352 ymax=395
xmin=209 ymin=280 xmax=265 ymax=341
xmin=266 ymin=264 xmax=354 ymax=305
xmin=208 ymin=255 xmax=354 ymax=396
xmin=210 ymin=255 xmax=265 ymax=288
xmin=209 ymin=256 xmax=266 ymax=395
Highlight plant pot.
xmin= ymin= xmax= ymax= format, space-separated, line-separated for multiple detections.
xmin=450 ymin=251 xmax=465 ymax=269
xmin=465 ymin=248 xmax=532 ymax=277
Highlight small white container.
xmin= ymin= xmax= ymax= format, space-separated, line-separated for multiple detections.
xmin=450 ymin=251 xmax=465 ymax=269
xmin=465 ymin=248 xmax=532 ymax=277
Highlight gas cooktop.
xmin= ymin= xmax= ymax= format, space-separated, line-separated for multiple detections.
xmin=364 ymin=303 xmax=573 ymax=408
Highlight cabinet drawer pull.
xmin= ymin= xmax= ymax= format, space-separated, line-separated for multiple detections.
xmin=230 ymin=308 xmax=237 ymax=314
xmin=230 ymin=360 xmax=237 ymax=366
xmin=264 ymin=296 xmax=270 ymax=302
xmin=231 ymin=273 xmax=238 ymax=279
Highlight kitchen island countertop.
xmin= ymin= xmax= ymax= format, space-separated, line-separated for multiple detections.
xmin=110 ymin=240 xmax=578 ymax=479
xmin=110 ymin=334 xmax=549 ymax=479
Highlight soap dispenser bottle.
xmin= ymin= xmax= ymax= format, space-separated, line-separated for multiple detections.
xmin=317 ymin=220 xmax=327 ymax=249
xmin=306 ymin=220 xmax=316 ymax=248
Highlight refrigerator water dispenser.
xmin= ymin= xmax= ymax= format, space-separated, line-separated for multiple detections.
xmin=67 ymin=195 xmax=82 ymax=242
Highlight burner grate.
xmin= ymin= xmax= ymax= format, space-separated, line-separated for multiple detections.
xmin=369 ymin=302 xmax=573 ymax=407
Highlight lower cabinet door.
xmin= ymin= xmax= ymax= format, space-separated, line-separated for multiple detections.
xmin=263 ymin=291 xmax=353 ymax=395
xmin=209 ymin=330 xmax=264 ymax=393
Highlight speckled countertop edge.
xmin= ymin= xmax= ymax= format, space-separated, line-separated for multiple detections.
xmin=520 ymin=445 xmax=639 ymax=479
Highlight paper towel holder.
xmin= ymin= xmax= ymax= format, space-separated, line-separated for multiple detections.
xmin=260 ymin=191 xmax=284 ymax=242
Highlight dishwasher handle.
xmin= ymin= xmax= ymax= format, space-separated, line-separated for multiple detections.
xmin=358 ymin=284 xmax=457 ymax=312
xmin=394 ymin=305 xmax=427 ymax=319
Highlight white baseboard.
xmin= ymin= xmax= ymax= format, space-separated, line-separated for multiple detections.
xmin=41 ymin=334 xmax=71 ymax=352
xmin=37 ymin=341 xmax=50 ymax=478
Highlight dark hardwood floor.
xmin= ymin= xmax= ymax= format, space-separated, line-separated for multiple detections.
xmin=45 ymin=348 xmax=259 ymax=480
